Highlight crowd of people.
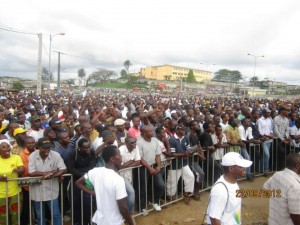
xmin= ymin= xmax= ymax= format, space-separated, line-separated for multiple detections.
xmin=0 ymin=89 xmax=300 ymax=225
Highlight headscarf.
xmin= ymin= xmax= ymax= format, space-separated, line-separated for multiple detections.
xmin=0 ymin=139 xmax=13 ymax=149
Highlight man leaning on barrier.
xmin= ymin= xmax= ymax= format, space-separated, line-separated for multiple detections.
xmin=28 ymin=137 xmax=67 ymax=225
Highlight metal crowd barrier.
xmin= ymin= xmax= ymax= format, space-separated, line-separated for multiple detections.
xmin=1 ymin=139 xmax=295 ymax=224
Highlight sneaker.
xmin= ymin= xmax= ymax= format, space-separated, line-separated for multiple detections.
xmin=63 ymin=215 xmax=71 ymax=222
xmin=153 ymin=203 xmax=161 ymax=211
xmin=142 ymin=209 xmax=149 ymax=216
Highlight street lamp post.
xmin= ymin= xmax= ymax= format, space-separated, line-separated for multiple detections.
xmin=200 ymin=63 xmax=215 ymax=82
xmin=48 ymin=33 xmax=65 ymax=94
xmin=247 ymin=53 xmax=264 ymax=96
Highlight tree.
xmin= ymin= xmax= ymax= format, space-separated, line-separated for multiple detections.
xmin=126 ymin=75 xmax=138 ymax=88
xmin=86 ymin=68 xmax=117 ymax=86
xmin=120 ymin=69 xmax=127 ymax=77
xmin=250 ymin=76 xmax=259 ymax=82
xmin=12 ymin=82 xmax=24 ymax=90
xmin=42 ymin=67 xmax=54 ymax=81
xmin=186 ymin=70 xmax=196 ymax=83
xmin=64 ymin=79 xmax=75 ymax=86
xmin=123 ymin=60 xmax=132 ymax=76
xmin=213 ymin=69 xmax=243 ymax=83
xmin=77 ymin=68 xmax=86 ymax=86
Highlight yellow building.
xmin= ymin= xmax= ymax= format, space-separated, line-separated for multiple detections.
xmin=140 ymin=64 xmax=212 ymax=82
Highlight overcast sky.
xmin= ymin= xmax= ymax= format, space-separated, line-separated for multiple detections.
xmin=1 ymin=0 xmax=300 ymax=84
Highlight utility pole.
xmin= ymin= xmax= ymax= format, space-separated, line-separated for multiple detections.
xmin=57 ymin=51 xmax=61 ymax=93
xmin=37 ymin=33 xmax=42 ymax=95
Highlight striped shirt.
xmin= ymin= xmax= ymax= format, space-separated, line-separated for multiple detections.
xmin=263 ymin=168 xmax=300 ymax=225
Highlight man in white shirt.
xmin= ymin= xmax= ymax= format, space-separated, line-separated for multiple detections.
xmin=290 ymin=118 xmax=300 ymax=152
xmin=119 ymin=136 xmax=141 ymax=215
xmin=257 ymin=109 xmax=274 ymax=176
xmin=238 ymin=118 xmax=260 ymax=180
xmin=75 ymin=145 xmax=135 ymax=225
xmin=207 ymin=152 xmax=252 ymax=225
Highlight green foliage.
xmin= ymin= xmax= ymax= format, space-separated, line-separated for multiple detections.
xmin=77 ymin=68 xmax=86 ymax=78
xmin=42 ymin=67 xmax=53 ymax=81
xmin=250 ymin=76 xmax=259 ymax=82
xmin=123 ymin=60 xmax=132 ymax=76
xmin=213 ymin=69 xmax=243 ymax=83
xmin=186 ymin=70 xmax=196 ymax=83
xmin=126 ymin=76 xmax=138 ymax=88
xmin=64 ymin=79 xmax=75 ymax=85
xmin=12 ymin=81 xmax=24 ymax=90
xmin=86 ymin=68 xmax=117 ymax=86
xmin=120 ymin=69 xmax=127 ymax=77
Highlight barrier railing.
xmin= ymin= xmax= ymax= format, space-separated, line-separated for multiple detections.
xmin=1 ymin=138 xmax=294 ymax=224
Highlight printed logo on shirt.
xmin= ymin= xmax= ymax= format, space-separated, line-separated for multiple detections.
xmin=234 ymin=210 xmax=241 ymax=224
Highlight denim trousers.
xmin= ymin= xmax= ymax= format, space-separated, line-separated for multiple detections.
xmin=33 ymin=198 xmax=61 ymax=225
xmin=261 ymin=141 xmax=271 ymax=172
xmin=138 ymin=166 xmax=165 ymax=211
xmin=241 ymin=148 xmax=251 ymax=175
xmin=124 ymin=178 xmax=135 ymax=215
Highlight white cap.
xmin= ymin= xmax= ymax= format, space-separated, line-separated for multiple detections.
xmin=221 ymin=152 xmax=252 ymax=168
xmin=114 ymin=118 xmax=126 ymax=126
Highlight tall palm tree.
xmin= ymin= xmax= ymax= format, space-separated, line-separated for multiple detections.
xmin=77 ymin=68 xmax=86 ymax=87
xmin=123 ymin=60 xmax=132 ymax=76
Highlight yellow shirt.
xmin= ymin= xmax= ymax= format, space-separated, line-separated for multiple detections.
xmin=0 ymin=123 xmax=6 ymax=133
xmin=0 ymin=155 xmax=23 ymax=198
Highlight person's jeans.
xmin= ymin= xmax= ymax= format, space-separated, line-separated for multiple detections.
xmin=261 ymin=141 xmax=271 ymax=172
xmin=124 ymin=178 xmax=135 ymax=215
xmin=138 ymin=166 xmax=165 ymax=211
xmin=241 ymin=148 xmax=251 ymax=175
xmin=33 ymin=198 xmax=61 ymax=225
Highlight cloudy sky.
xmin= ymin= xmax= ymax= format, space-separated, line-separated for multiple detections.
xmin=1 ymin=0 xmax=300 ymax=84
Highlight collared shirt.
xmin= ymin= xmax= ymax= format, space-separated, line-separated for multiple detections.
xmin=119 ymin=145 xmax=141 ymax=183
xmin=169 ymin=134 xmax=189 ymax=169
xmin=264 ymin=168 xmax=300 ymax=225
xmin=273 ymin=115 xmax=289 ymax=141
xmin=29 ymin=150 xmax=66 ymax=201
xmin=257 ymin=116 xmax=273 ymax=143
xmin=225 ymin=125 xmax=241 ymax=152
xmin=238 ymin=125 xmax=254 ymax=141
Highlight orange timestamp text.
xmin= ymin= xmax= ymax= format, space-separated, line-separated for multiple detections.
xmin=236 ymin=189 xmax=281 ymax=198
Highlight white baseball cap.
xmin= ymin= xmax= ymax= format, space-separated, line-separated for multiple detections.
xmin=221 ymin=152 xmax=252 ymax=168
xmin=114 ymin=118 xmax=126 ymax=126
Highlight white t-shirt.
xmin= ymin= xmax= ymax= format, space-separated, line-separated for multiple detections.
xmin=207 ymin=176 xmax=242 ymax=225
xmin=211 ymin=134 xmax=227 ymax=160
xmin=88 ymin=167 xmax=127 ymax=225
xmin=119 ymin=145 xmax=141 ymax=183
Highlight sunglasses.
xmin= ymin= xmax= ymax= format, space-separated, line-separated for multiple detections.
xmin=129 ymin=140 xmax=136 ymax=144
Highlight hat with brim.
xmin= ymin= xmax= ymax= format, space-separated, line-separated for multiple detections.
xmin=13 ymin=128 xmax=27 ymax=137
xmin=221 ymin=152 xmax=252 ymax=168
xmin=37 ymin=138 xmax=51 ymax=149
xmin=51 ymin=118 xmax=62 ymax=124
